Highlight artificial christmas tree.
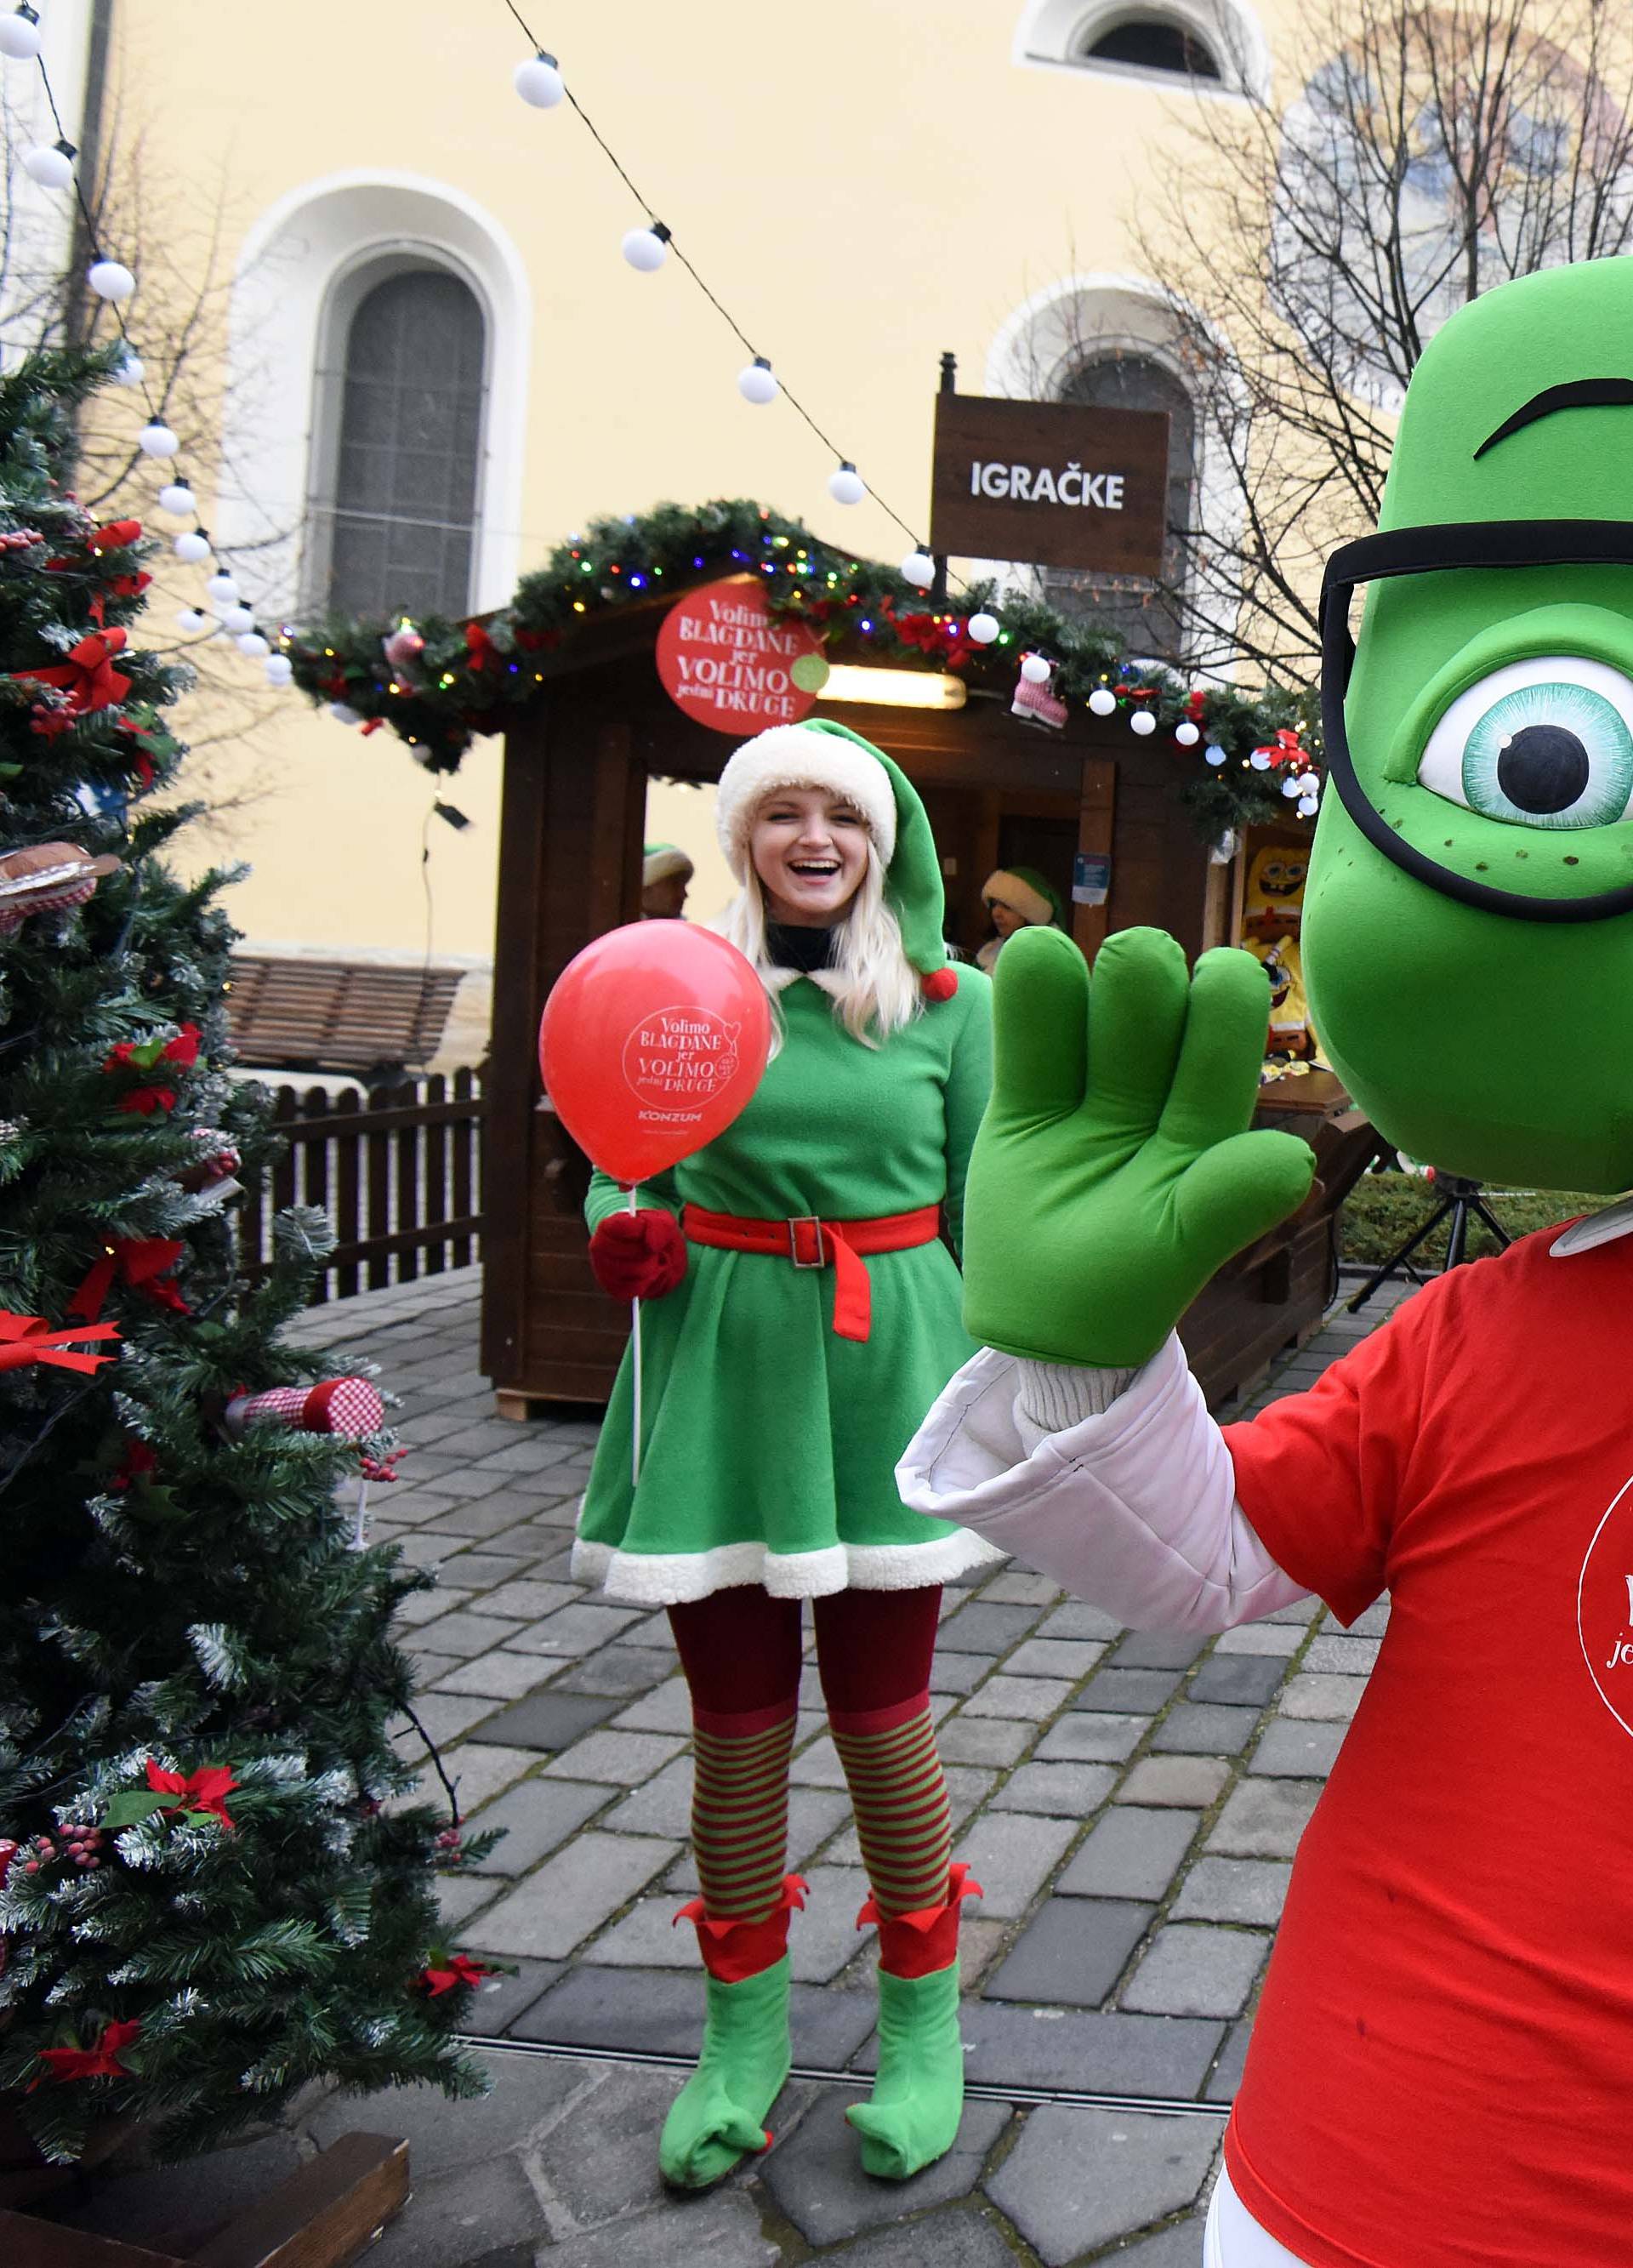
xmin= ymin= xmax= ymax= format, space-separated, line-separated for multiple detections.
xmin=0 ymin=345 xmax=487 ymax=2185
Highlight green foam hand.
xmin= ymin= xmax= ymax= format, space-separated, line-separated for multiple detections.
xmin=962 ymin=926 xmax=1317 ymax=1369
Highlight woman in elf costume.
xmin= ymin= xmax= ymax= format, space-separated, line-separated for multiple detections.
xmin=575 ymin=718 xmax=999 ymax=2190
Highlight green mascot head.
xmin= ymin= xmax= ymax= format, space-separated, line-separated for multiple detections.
xmin=1306 ymin=260 xmax=1633 ymax=1191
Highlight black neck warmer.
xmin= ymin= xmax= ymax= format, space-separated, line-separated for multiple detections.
xmin=766 ymin=920 xmax=837 ymax=973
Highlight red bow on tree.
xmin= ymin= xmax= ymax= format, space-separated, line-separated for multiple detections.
xmin=464 ymin=621 xmax=498 ymax=671
xmin=1185 ymin=689 xmax=1207 ymax=722
xmin=69 ymin=1236 xmax=188 ymax=1323
xmin=0 ymin=1310 xmax=121 ymax=1375
xmin=419 ymin=1953 xmax=497 ymax=1997
xmin=146 ymin=1760 xmax=237 ymax=1826
xmin=90 ymin=519 xmax=143 ymax=553
xmin=13 ymin=627 xmax=131 ymax=715
xmin=35 ymin=2019 xmax=142 ymax=2086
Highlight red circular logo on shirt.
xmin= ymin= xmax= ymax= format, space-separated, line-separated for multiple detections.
xmin=1577 ymin=1473 xmax=1633 ymax=1739
xmin=655 ymin=574 xmax=828 ymax=735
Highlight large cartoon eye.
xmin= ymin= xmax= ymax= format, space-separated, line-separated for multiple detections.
xmin=1416 ymin=655 xmax=1633 ymax=830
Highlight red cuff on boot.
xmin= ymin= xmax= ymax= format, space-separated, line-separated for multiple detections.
xmin=674 ymin=1874 xmax=808 ymax=1984
xmin=856 ymin=1861 xmax=982 ymax=1980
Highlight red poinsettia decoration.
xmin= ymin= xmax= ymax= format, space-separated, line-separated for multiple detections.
xmin=110 ymin=1437 xmax=158 ymax=1492
xmin=145 ymin=1760 xmax=237 ymax=1827
xmin=419 ymin=1952 xmax=498 ymax=1997
xmin=101 ymin=1023 xmax=202 ymax=1115
xmin=35 ymin=2018 xmax=142 ymax=2085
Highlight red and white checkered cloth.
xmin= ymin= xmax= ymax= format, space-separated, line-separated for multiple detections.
xmin=224 ymin=1376 xmax=385 ymax=1441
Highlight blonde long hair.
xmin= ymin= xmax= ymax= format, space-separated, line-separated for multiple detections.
xmin=716 ymin=838 xmax=923 ymax=1050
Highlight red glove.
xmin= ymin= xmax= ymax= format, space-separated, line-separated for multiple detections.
xmin=588 ymin=1210 xmax=688 ymax=1301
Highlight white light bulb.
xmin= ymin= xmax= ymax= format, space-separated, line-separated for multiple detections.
xmin=111 ymin=351 xmax=144 ymax=388
xmin=236 ymin=630 xmax=270 ymax=658
xmin=0 ymin=9 xmax=43 ymax=62
xmin=220 ymin=603 xmax=254 ymax=635
xmin=621 ymin=224 xmax=669 ymax=272
xmin=1297 ymin=795 xmax=1319 ymax=817
xmin=175 ymin=607 xmax=210 ymax=634
xmin=1282 ymin=772 xmax=1302 ymax=795
xmin=1249 ymin=747 xmax=1272 ymax=771
xmin=1297 ymin=770 xmax=1321 ymax=796
xmin=88 ymin=259 xmax=134 ymax=302
xmin=737 ymin=356 xmax=778 ymax=406
xmin=1129 ymin=709 xmax=1157 ymax=736
xmin=328 ymin=700 xmax=361 ymax=727
xmin=23 ymin=140 xmax=73 ymax=189
xmin=1174 ymin=719 xmax=1200 ymax=746
xmin=157 ymin=482 xmax=196 ymax=516
xmin=206 ymin=571 xmax=239 ymax=604
xmin=901 ymin=550 xmax=935 ymax=590
xmin=173 ymin=531 xmax=209 ymax=565
xmin=1088 ymin=687 xmax=1118 ymax=716
xmin=513 ymin=51 xmax=564 ymax=107
xmin=966 ymin=611 xmax=999 ymax=645
xmin=264 ymin=652 xmax=294 ymax=687
xmin=1020 ymin=652 xmax=1051 ymax=686
xmin=1204 ymin=744 xmax=1227 ymax=766
xmin=139 ymin=421 xmax=179 ymax=459
xmin=827 ymin=462 xmax=866 ymax=507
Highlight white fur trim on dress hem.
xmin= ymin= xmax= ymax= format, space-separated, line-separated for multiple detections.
xmin=571 ymin=1527 xmax=1004 ymax=1605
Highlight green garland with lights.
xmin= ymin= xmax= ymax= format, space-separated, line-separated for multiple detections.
xmin=285 ymin=499 xmax=1322 ymax=839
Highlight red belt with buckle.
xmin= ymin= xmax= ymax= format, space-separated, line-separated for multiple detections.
xmin=680 ymin=1202 xmax=942 ymax=1343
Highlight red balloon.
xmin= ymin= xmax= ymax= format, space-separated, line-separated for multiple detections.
xmin=539 ymin=922 xmax=771 ymax=1185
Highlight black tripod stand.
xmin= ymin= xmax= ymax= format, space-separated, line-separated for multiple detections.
xmin=1346 ymin=1171 xmax=1510 ymax=1313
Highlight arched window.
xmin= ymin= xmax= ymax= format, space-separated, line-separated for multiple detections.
xmin=1044 ymin=352 xmax=1197 ymax=657
xmin=321 ymin=265 xmax=486 ymax=619
xmin=1082 ymin=14 xmax=1221 ymax=77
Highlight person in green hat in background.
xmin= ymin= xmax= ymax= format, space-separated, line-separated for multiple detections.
xmin=576 ymin=720 xmax=996 ymax=2191
xmin=976 ymin=863 xmax=1064 ymax=973
xmin=640 ymin=841 xmax=694 ymax=920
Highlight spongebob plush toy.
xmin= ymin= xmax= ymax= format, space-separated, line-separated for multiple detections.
xmin=900 ymin=259 xmax=1633 ymax=2267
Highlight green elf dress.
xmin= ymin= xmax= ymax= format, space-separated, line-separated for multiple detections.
xmin=574 ymin=724 xmax=1002 ymax=1607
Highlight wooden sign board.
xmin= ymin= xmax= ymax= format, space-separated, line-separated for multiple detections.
xmin=930 ymin=393 xmax=1170 ymax=577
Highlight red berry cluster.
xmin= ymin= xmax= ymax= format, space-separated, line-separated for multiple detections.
xmin=18 ymin=1824 xmax=105 ymax=1875
xmin=0 ymin=529 xmax=43 ymax=553
xmin=435 ymin=1827 xmax=464 ymax=1863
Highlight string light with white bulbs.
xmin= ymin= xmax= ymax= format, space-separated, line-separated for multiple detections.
xmin=6 ymin=31 xmax=302 ymax=697
xmin=498 ymin=0 xmax=940 ymax=572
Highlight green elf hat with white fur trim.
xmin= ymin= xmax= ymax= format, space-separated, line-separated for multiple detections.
xmin=982 ymin=865 xmax=1063 ymax=928
xmin=642 ymin=841 xmax=693 ymax=888
xmin=714 ymin=719 xmax=956 ymax=1000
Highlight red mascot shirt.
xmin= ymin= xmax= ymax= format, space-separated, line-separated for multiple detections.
xmin=1222 ymin=1226 xmax=1633 ymax=2268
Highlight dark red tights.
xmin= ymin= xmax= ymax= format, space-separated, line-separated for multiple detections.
xmin=668 ymin=1584 xmax=951 ymax=1922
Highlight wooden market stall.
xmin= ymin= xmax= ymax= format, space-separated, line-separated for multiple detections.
xmin=477 ymin=577 xmax=1378 ymax=1416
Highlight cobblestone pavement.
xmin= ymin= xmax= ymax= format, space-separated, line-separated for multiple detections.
xmin=57 ymin=1266 xmax=1407 ymax=2268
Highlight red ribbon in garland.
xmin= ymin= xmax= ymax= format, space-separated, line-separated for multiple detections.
xmin=0 ymin=1310 xmax=121 ymax=1375
xmin=34 ymin=2019 xmax=142 ymax=2086
xmin=89 ymin=519 xmax=143 ymax=553
xmin=69 ymin=1236 xmax=188 ymax=1322
xmin=464 ymin=621 xmax=498 ymax=670
xmin=12 ymin=627 xmax=132 ymax=715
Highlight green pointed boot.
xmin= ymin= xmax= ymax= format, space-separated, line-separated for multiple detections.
xmin=659 ymin=1877 xmax=805 ymax=2190
xmin=846 ymin=1862 xmax=982 ymax=2181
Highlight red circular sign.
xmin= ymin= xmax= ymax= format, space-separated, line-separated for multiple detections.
xmin=655 ymin=574 xmax=828 ymax=735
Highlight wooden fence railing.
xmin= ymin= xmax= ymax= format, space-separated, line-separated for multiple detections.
xmin=238 ymin=1068 xmax=486 ymax=1303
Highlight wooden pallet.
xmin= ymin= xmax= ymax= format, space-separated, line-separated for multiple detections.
xmin=2 ymin=2132 xmax=409 ymax=2268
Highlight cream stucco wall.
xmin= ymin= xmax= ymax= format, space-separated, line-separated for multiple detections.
xmin=100 ymin=0 xmax=1297 ymax=964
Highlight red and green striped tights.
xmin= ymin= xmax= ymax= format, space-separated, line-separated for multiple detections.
xmin=661 ymin=1584 xmax=976 ymax=2189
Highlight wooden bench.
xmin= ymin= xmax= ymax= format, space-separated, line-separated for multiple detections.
xmin=226 ymin=958 xmax=464 ymax=1074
